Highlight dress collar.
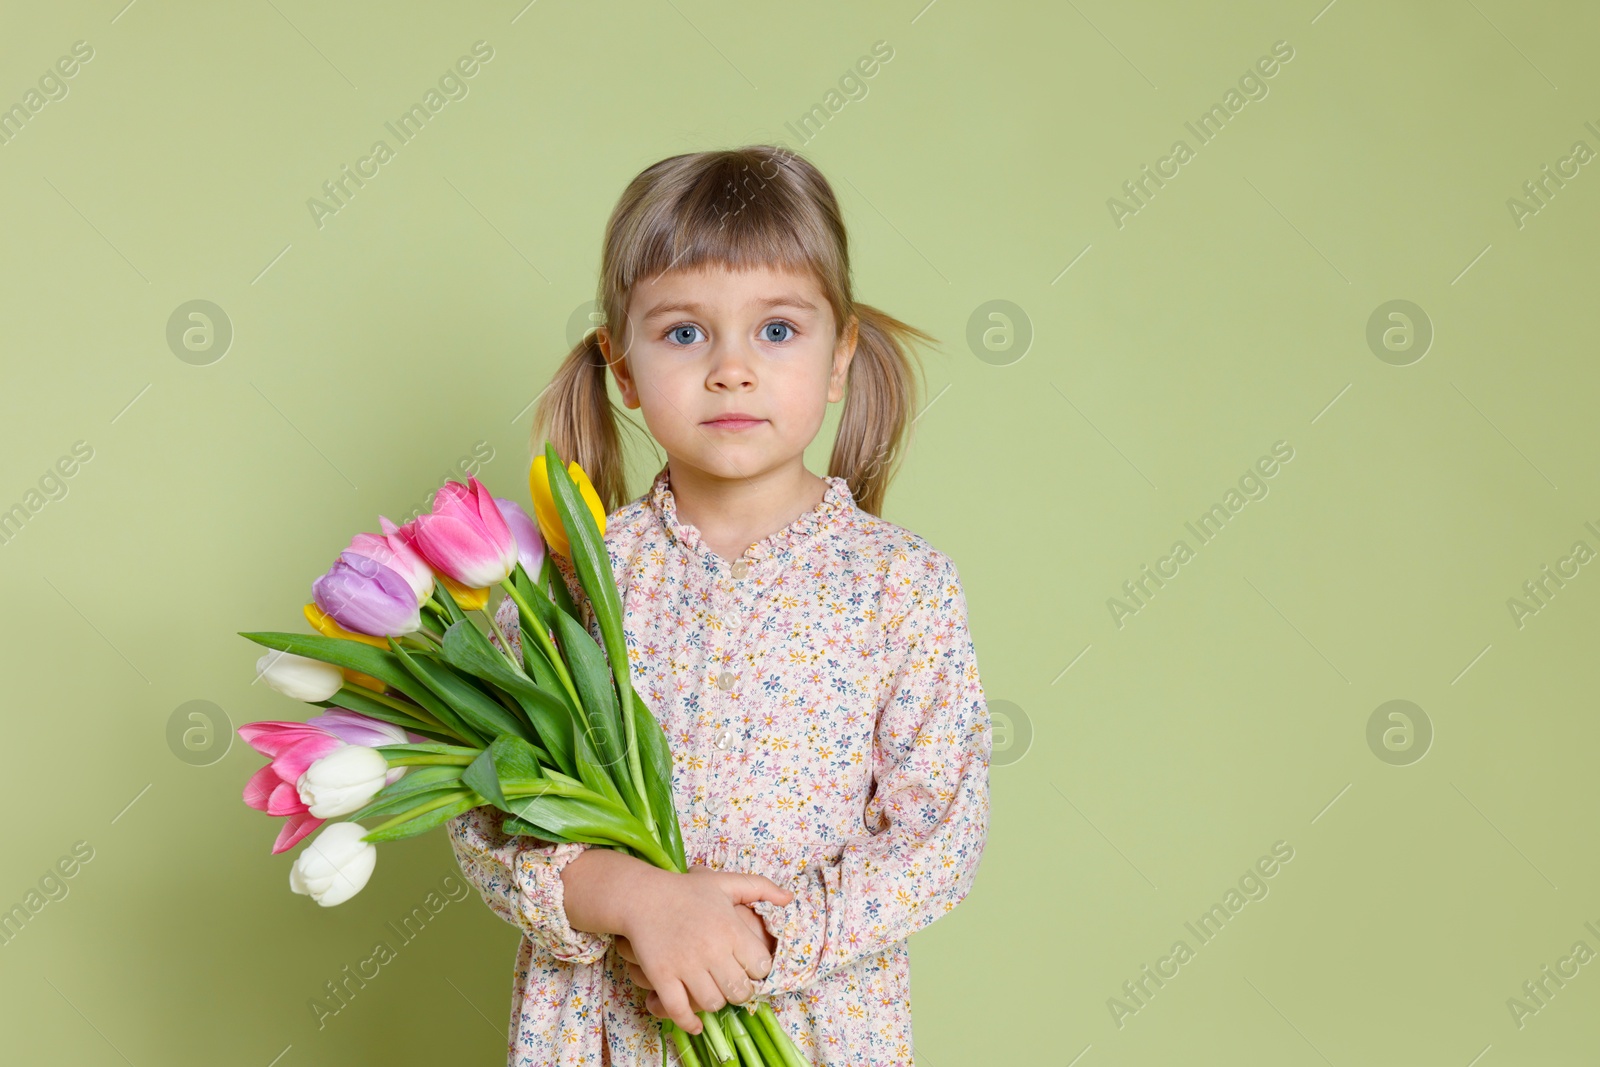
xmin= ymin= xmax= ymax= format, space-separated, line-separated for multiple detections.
xmin=646 ymin=464 xmax=855 ymax=564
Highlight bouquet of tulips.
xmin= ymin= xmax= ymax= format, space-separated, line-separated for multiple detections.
xmin=237 ymin=442 xmax=811 ymax=1067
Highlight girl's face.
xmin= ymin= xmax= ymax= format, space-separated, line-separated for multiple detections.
xmin=599 ymin=263 xmax=856 ymax=485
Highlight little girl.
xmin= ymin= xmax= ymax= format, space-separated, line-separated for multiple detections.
xmin=447 ymin=145 xmax=991 ymax=1067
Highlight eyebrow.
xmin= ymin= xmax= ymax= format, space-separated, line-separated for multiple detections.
xmin=640 ymin=294 xmax=821 ymax=320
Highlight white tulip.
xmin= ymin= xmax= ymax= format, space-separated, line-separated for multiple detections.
xmin=297 ymin=745 xmax=391 ymax=817
xmin=289 ymin=822 xmax=377 ymax=906
xmin=255 ymin=650 xmax=343 ymax=702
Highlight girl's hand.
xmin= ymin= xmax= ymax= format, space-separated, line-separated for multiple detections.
xmin=617 ymin=902 xmax=777 ymax=1016
xmin=612 ymin=864 xmax=792 ymax=1033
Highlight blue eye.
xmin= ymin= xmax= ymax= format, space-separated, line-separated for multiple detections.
xmin=662 ymin=320 xmax=798 ymax=346
xmin=763 ymin=321 xmax=796 ymax=343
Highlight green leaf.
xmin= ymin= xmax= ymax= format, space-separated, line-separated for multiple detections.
xmin=543 ymin=443 xmax=645 ymax=828
xmin=462 ymin=746 xmax=506 ymax=810
xmin=360 ymin=791 xmax=481 ymax=843
xmin=488 ymin=733 xmax=547 ymax=784
xmin=241 ymin=631 xmax=480 ymax=745
xmin=313 ymin=688 xmax=451 ymax=743
xmin=500 ymin=812 xmax=575 ymax=843
xmin=533 ymin=554 xmax=582 ymax=625
xmin=631 ymin=689 xmax=686 ymax=871
xmin=518 ymin=635 xmax=571 ymax=712
xmin=499 ymin=793 xmax=654 ymax=853
xmin=541 ymin=445 xmax=628 ymax=696
xmin=346 ymin=766 xmax=466 ymax=820
xmin=570 ymin=718 xmax=627 ymax=811
xmin=376 ymin=764 xmax=465 ymax=796
xmin=552 ymin=610 xmax=642 ymax=818
xmin=430 ymin=577 xmax=468 ymax=627
xmin=374 ymin=742 xmax=483 ymax=758
xmin=389 ymin=639 xmax=530 ymax=746
xmin=350 ymin=786 xmax=467 ymax=822
xmin=512 ymin=560 xmax=563 ymax=635
xmin=439 ymin=620 xmax=575 ymax=776
xmin=243 ymin=632 xmax=438 ymax=711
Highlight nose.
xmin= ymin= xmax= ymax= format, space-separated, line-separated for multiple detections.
xmin=705 ymin=336 xmax=757 ymax=391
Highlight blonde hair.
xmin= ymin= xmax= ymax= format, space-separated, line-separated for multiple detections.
xmin=532 ymin=144 xmax=937 ymax=517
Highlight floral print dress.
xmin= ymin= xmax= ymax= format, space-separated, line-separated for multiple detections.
xmin=447 ymin=464 xmax=991 ymax=1066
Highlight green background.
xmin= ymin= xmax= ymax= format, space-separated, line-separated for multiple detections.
xmin=2 ymin=0 xmax=1596 ymax=1063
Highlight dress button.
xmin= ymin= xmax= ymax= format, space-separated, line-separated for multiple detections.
xmin=730 ymin=559 xmax=749 ymax=579
xmin=714 ymin=728 xmax=735 ymax=750
xmin=716 ymin=670 xmax=736 ymax=691
xmin=705 ymin=793 xmax=722 ymax=814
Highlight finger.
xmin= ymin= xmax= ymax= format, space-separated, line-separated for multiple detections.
xmin=655 ymin=977 xmax=700 ymax=1034
xmin=712 ymin=957 xmax=756 ymax=1006
xmin=733 ymin=905 xmax=767 ymax=942
xmin=685 ymin=971 xmax=728 ymax=1015
xmin=646 ymin=990 xmax=666 ymax=1019
xmin=731 ymin=921 xmax=775 ymax=981
xmin=626 ymin=961 xmax=654 ymax=990
xmin=614 ymin=935 xmax=637 ymax=965
xmin=719 ymin=871 xmax=794 ymax=907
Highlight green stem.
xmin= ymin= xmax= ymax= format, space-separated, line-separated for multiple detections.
xmin=345 ymin=686 xmax=448 ymax=732
xmin=664 ymin=1021 xmax=703 ymax=1067
xmin=481 ymin=604 xmax=526 ymax=674
xmin=503 ymin=576 xmax=655 ymax=843
xmin=499 ymin=579 xmax=586 ymax=720
xmin=365 ymin=790 xmax=471 ymax=834
xmin=739 ymin=1004 xmax=781 ymax=1066
xmin=720 ymin=1006 xmax=763 ymax=1066
xmin=615 ymin=664 xmax=653 ymax=842
xmin=754 ymin=1003 xmax=809 ymax=1067
xmin=698 ymin=1010 xmax=735 ymax=1065
xmin=383 ymin=754 xmax=476 ymax=767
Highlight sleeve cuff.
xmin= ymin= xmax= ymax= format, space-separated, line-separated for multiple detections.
xmin=450 ymin=806 xmax=613 ymax=965
xmin=514 ymin=838 xmax=613 ymax=964
xmin=746 ymin=896 xmax=805 ymax=998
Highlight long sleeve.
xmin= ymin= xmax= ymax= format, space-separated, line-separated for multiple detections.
xmin=747 ymin=552 xmax=992 ymax=998
xmin=446 ymin=805 xmax=613 ymax=965
xmin=442 ymin=594 xmax=611 ymax=965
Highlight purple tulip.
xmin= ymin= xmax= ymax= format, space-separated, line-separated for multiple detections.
xmin=307 ymin=708 xmax=423 ymax=751
xmin=312 ymin=551 xmax=422 ymax=637
xmin=494 ymin=496 xmax=547 ymax=581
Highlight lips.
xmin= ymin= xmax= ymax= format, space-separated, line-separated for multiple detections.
xmin=702 ymin=412 xmax=765 ymax=428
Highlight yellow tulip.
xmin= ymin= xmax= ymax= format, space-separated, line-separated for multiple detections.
xmin=341 ymin=667 xmax=387 ymax=693
xmin=529 ymin=454 xmax=606 ymax=558
xmin=303 ymin=602 xmax=388 ymax=650
xmin=437 ymin=573 xmax=489 ymax=612
xmin=302 ymin=604 xmax=389 ymax=693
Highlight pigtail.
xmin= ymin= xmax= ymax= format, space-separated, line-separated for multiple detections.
xmin=829 ymin=303 xmax=938 ymax=516
xmin=530 ymin=329 xmax=641 ymax=515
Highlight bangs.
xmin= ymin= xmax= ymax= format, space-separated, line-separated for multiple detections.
xmin=607 ymin=149 xmax=845 ymax=301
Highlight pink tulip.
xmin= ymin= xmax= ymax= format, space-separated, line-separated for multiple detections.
xmin=346 ymin=517 xmax=435 ymax=606
xmin=405 ymin=476 xmax=519 ymax=588
xmin=494 ymin=496 xmax=547 ymax=581
xmin=239 ymin=711 xmax=423 ymax=854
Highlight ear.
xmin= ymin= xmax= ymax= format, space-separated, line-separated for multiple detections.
xmin=827 ymin=315 xmax=859 ymax=403
xmin=598 ymin=326 xmax=641 ymax=409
